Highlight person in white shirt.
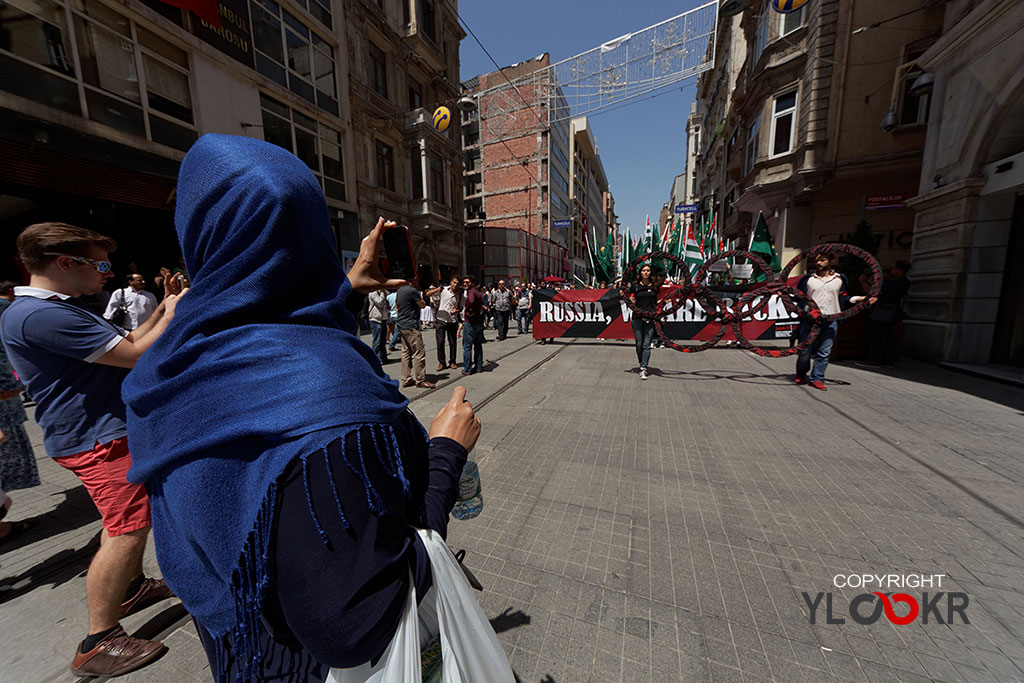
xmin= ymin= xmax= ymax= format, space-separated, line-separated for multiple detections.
xmin=435 ymin=276 xmax=462 ymax=370
xmin=103 ymin=274 xmax=158 ymax=330
xmin=795 ymin=250 xmax=876 ymax=390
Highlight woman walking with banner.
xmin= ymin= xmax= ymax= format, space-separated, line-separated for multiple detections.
xmin=628 ymin=264 xmax=659 ymax=380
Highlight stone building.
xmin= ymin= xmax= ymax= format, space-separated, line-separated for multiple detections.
xmin=1 ymin=0 xmax=357 ymax=278
xmin=569 ymin=116 xmax=609 ymax=283
xmin=688 ymin=0 xmax=943 ymax=273
xmin=343 ymin=0 xmax=465 ymax=285
xmin=904 ymin=0 xmax=1024 ymax=376
xmin=0 ymin=0 xmax=462 ymax=286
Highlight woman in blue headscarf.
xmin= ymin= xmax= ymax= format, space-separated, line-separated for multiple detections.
xmin=123 ymin=134 xmax=480 ymax=682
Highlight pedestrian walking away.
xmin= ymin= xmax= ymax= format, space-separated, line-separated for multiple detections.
xmin=794 ymin=249 xmax=876 ymax=390
xmin=491 ymin=280 xmax=513 ymax=340
xmin=121 ymin=134 xmax=500 ymax=682
xmin=0 ymin=222 xmax=182 ymax=677
xmin=628 ymin=264 xmax=659 ymax=380
xmin=436 ymin=276 xmax=462 ymax=370
xmin=461 ymin=274 xmax=485 ymax=374
xmin=396 ymin=280 xmax=434 ymax=388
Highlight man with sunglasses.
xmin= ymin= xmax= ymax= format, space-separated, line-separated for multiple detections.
xmin=0 ymin=222 xmax=186 ymax=677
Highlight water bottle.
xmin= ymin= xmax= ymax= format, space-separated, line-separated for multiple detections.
xmin=452 ymin=459 xmax=483 ymax=520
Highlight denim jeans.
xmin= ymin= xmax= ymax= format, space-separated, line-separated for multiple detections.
xmin=516 ymin=308 xmax=530 ymax=333
xmin=388 ymin=320 xmax=401 ymax=348
xmin=462 ymin=321 xmax=484 ymax=373
xmin=796 ymin=320 xmax=838 ymax=382
xmin=630 ymin=318 xmax=656 ymax=369
xmin=369 ymin=320 xmax=386 ymax=361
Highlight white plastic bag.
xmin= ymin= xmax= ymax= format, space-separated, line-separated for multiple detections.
xmin=327 ymin=528 xmax=515 ymax=683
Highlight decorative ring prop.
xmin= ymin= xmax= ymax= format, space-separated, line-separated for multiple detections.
xmin=778 ymin=243 xmax=882 ymax=322
xmin=731 ymin=285 xmax=823 ymax=358
xmin=617 ymin=243 xmax=882 ymax=354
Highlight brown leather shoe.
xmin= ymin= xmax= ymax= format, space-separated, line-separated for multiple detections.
xmin=71 ymin=626 xmax=166 ymax=677
xmin=121 ymin=577 xmax=175 ymax=618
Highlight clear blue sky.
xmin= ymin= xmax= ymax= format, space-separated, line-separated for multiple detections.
xmin=457 ymin=0 xmax=704 ymax=243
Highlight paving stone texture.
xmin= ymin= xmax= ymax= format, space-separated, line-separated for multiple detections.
xmin=1 ymin=325 xmax=1022 ymax=682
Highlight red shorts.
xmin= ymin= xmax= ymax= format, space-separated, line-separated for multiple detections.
xmin=55 ymin=437 xmax=151 ymax=536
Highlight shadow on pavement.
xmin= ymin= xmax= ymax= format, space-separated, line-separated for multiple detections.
xmin=847 ymin=359 xmax=1024 ymax=413
xmin=0 ymin=487 xmax=100 ymax=556
xmin=629 ymin=368 xmax=853 ymax=386
xmin=489 ymin=606 xmax=530 ymax=634
xmin=0 ymin=532 xmax=99 ymax=605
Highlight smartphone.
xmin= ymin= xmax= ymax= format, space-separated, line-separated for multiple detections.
xmin=382 ymin=225 xmax=417 ymax=281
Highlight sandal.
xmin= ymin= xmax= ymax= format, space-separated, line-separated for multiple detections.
xmin=0 ymin=518 xmax=37 ymax=547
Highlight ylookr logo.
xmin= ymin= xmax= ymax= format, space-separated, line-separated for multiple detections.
xmin=802 ymin=574 xmax=970 ymax=626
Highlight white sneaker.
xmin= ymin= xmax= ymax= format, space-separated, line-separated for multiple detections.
xmin=640 ymin=369 xmax=648 ymax=380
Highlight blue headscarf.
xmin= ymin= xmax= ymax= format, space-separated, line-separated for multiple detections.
xmin=123 ymin=135 xmax=410 ymax=665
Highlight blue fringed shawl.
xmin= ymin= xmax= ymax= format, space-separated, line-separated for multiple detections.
xmin=123 ymin=134 xmax=411 ymax=679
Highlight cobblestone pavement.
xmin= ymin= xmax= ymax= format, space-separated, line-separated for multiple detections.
xmin=2 ymin=326 xmax=1022 ymax=682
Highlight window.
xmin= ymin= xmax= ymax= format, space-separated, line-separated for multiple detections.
xmin=250 ymin=0 xmax=338 ymax=115
xmin=769 ymin=91 xmax=797 ymax=157
xmin=429 ymin=151 xmax=445 ymax=205
xmin=897 ymin=49 xmax=930 ymax=127
xmin=376 ymin=139 xmax=395 ymax=191
xmin=0 ymin=0 xmax=196 ymax=148
xmin=369 ymin=43 xmax=387 ymax=99
xmin=744 ymin=115 xmax=760 ymax=174
xmin=260 ymin=93 xmax=346 ymax=201
xmin=780 ymin=7 xmax=805 ymax=37
xmin=418 ymin=0 xmax=435 ymax=43
xmin=752 ymin=11 xmax=769 ymax=64
xmin=408 ymin=76 xmax=422 ymax=109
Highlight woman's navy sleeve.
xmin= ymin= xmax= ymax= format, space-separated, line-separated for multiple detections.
xmin=423 ymin=436 xmax=468 ymax=538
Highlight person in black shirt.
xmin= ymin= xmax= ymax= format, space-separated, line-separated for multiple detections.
xmin=629 ymin=264 xmax=659 ymax=380
xmin=858 ymin=260 xmax=911 ymax=367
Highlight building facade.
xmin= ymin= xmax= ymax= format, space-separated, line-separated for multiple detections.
xmin=343 ymin=0 xmax=465 ymax=286
xmin=904 ymin=0 xmax=1024 ymax=374
xmin=0 ymin=0 xmax=460 ymax=286
xmin=462 ymin=54 xmax=572 ymax=285
xmin=685 ymin=0 xmax=1024 ymax=371
xmin=1 ymin=0 xmax=358 ymax=278
xmin=688 ymin=0 xmax=942 ymax=274
xmin=569 ymin=116 xmax=609 ymax=283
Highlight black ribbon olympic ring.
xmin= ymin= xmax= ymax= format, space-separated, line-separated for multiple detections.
xmin=617 ymin=243 xmax=882 ymax=357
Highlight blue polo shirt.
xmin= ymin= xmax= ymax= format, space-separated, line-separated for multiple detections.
xmin=1 ymin=288 xmax=130 ymax=458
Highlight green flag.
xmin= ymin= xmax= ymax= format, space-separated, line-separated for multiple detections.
xmin=683 ymin=222 xmax=703 ymax=280
xmin=749 ymin=212 xmax=781 ymax=282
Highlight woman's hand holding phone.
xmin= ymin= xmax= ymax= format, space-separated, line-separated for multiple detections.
xmin=348 ymin=217 xmax=410 ymax=294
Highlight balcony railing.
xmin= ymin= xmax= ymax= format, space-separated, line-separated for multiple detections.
xmin=409 ymin=198 xmax=452 ymax=221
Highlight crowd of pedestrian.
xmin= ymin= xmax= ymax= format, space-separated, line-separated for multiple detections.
xmin=363 ymin=277 xmax=546 ymax=382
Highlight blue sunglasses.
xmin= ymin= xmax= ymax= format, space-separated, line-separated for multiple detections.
xmin=45 ymin=253 xmax=113 ymax=273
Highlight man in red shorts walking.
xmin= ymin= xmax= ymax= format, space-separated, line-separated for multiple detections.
xmin=1 ymin=223 xmax=185 ymax=677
